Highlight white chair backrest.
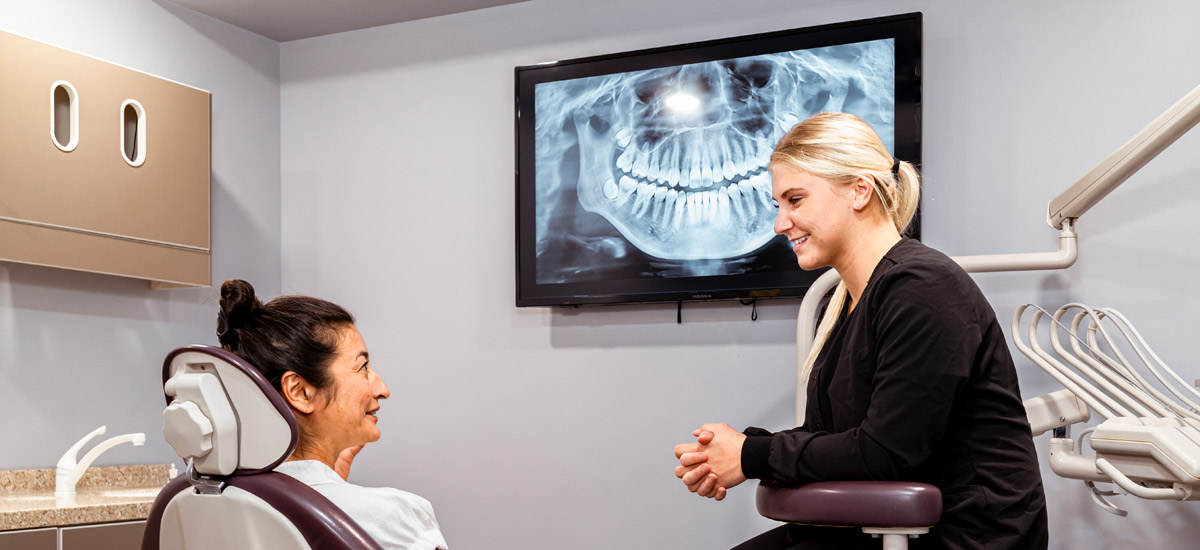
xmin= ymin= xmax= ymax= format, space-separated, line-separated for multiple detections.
xmin=147 ymin=345 xmax=383 ymax=550
xmin=162 ymin=346 xmax=297 ymax=476
xmin=159 ymin=486 xmax=310 ymax=548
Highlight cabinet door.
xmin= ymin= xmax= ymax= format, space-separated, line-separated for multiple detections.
xmin=60 ymin=521 xmax=146 ymax=550
xmin=0 ymin=30 xmax=211 ymax=287
xmin=0 ymin=527 xmax=57 ymax=550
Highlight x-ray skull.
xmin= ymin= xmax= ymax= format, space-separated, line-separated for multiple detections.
xmin=535 ymin=39 xmax=895 ymax=268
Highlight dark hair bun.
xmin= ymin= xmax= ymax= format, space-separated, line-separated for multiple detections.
xmin=218 ymin=279 xmax=262 ymax=348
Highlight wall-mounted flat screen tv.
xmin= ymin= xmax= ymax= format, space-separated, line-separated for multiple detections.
xmin=515 ymin=13 xmax=921 ymax=307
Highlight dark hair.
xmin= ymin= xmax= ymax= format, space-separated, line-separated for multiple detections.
xmin=217 ymin=279 xmax=355 ymax=391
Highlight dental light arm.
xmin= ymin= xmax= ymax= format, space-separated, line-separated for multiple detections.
xmin=1047 ymin=83 xmax=1200 ymax=229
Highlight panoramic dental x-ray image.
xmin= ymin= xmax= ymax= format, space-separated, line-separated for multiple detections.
xmin=534 ymin=38 xmax=895 ymax=284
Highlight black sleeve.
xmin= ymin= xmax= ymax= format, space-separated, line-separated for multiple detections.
xmin=742 ymin=265 xmax=978 ymax=483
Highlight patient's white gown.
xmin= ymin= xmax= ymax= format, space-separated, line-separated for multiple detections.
xmin=275 ymin=460 xmax=448 ymax=550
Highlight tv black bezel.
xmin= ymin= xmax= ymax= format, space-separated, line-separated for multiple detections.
xmin=515 ymin=12 xmax=922 ymax=307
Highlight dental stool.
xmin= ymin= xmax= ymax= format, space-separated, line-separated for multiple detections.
xmin=142 ymin=345 xmax=383 ymax=550
xmin=756 ymin=481 xmax=942 ymax=550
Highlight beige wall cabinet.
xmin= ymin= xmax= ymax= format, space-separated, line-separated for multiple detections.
xmin=0 ymin=30 xmax=211 ymax=288
xmin=0 ymin=521 xmax=146 ymax=550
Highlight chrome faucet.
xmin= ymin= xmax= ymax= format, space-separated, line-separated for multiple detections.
xmin=55 ymin=425 xmax=146 ymax=497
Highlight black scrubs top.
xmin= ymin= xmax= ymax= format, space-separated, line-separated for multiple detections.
xmin=741 ymin=238 xmax=1049 ymax=550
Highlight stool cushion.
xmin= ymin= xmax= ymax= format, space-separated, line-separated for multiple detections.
xmin=756 ymin=481 xmax=942 ymax=528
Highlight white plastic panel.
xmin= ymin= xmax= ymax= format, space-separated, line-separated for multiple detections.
xmin=1024 ymin=389 xmax=1091 ymax=436
xmin=1091 ymin=419 xmax=1200 ymax=481
xmin=211 ymin=358 xmax=292 ymax=469
xmin=164 ymin=354 xmax=239 ymax=475
xmin=166 ymin=349 xmax=293 ymax=471
xmin=1095 ymin=447 xmax=1177 ymax=483
xmin=159 ymin=487 xmax=310 ymax=549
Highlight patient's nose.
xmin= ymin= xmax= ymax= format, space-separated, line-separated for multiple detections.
xmin=373 ymin=372 xmax=390 ymax=399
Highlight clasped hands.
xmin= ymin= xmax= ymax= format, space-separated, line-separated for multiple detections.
xmin=673 ymin=422 xmax=747 ymax=501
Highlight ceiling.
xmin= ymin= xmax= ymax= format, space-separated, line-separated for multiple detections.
xmin=166 ymin=0 xmax=531 ymax=42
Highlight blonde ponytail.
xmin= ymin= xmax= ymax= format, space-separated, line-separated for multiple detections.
xmin=891 ymin=159 xmax=920 ymax=236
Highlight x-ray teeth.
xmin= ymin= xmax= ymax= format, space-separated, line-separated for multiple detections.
xmin=534 ymin=39 xmax=895 ymax=282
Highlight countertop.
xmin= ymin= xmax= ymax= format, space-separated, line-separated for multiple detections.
xmin=0 ymin=465 xmax=171 ymax=531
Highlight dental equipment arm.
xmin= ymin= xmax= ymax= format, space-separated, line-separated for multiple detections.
xmin=1011 ymin=304 xmax=1200 ymax=507
xmin=1047 ymin=83 xmax=1200 ymax=229
xmin=1059 ymin=310 xmax=1170 ymax=419
xmin=1014 ymin=307 xmax=1120 ymax=419
xmin=55 ymin=425 xmax=146 ymax=497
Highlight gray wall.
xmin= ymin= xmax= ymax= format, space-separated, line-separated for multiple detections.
xmin=3 ymin=0 xmax=1198 ymax=549
xmin=0 ymin=1 xmax=281 ymax=469
xmin=281 ymin=0 xmax=1200 ymax=549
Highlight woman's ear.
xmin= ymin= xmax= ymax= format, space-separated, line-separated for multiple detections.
xmin=850 ymin=175 xmax=875 ymax=210
xmin=280 ymin=371 xmax=317 ymax=415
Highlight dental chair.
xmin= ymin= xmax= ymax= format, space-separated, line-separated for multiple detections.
xmin=142 ymin=345 xmax=383 ymax=550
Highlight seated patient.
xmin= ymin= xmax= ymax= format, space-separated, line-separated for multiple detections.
xmin=216 ymin=279 xmax=448 ymax=550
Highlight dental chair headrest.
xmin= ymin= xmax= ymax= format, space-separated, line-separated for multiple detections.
xmin=161 ymin=345 xmax=298 ymax=476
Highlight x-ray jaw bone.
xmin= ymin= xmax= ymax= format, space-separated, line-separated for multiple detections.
xmin=541 ymin=41 xmax=895 ymax=261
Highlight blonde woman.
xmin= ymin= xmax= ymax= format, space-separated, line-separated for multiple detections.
xmin=673 ymin=113 xmax=1047 ymax=549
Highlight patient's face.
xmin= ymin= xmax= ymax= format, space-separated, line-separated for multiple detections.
xmin=317 ymin=325 xmax=391 ymax=451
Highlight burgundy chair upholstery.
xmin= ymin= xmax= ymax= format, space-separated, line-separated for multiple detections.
xmin=142 ymin=345 xmax=383 ymax=550
xmin=756 ymin=481 xmax=942 ymax=528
